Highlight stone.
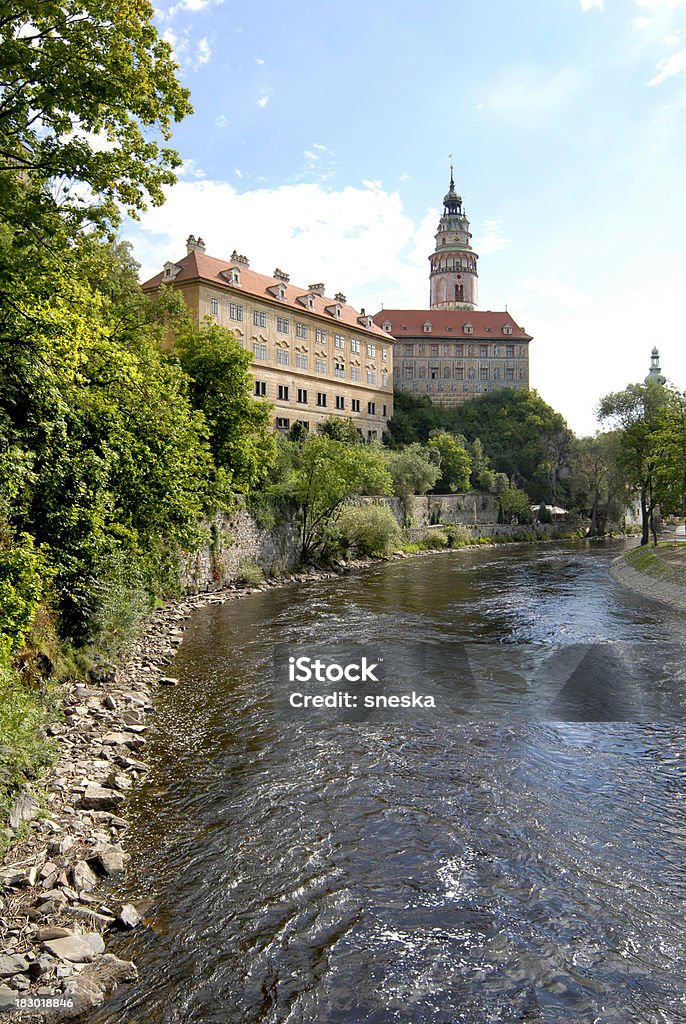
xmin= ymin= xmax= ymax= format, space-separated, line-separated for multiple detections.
xmin=37 ymin=926 xmax=74 ymax=942
xmin=0 ymin=985 xmax=15 ymax=1010
xmin=158 ymin=676 xmax=179 ymax=686
xmin=72 ymin=860 xmax=98 ymax=892
xmin=80 ymin=784 xmax=124 ymax=811
xmin=46 ymin=954 xmax=137 ymax=1022
xmin=0 ymin=953 xmax=29 ymax=977
xmin=108 ymin=773 xmax=132 ymax=791
xmin=43 ymin=936 xmax=98 ymax=964
xmin=104 ymin=694 xmax=118 ymax=711
xmin=89 ymin=842 xmax=127 ymax=876
xmin=116 ymin=903 xmax=141 ymax=929
xmin=67 ymin=907 xmax=115 ymax=928
xmin=81 ymin=932 xmax=106 ymax=956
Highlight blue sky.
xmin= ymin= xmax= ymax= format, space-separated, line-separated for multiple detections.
xmin=128 ymin=0 xmax=686 ymax=434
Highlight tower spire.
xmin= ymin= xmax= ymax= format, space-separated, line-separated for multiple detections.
xmin=429 ymin=166 xmax=478 ymax=310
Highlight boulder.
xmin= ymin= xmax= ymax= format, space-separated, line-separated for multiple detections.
xmin=117 ymin=904 xmax=141 ymax=929
xmin=8 ymin=789 xmax=39 ymax=830
xmin=80 ymin=784 xmax=124 ymax=811
xmin=0 ymin=953 xmax=29 ymax=977
xmin=43 ymin=935 xmax=98 ymax=964
xmin=89 ymin=842 xmax=127 ymax=876
xmin=72 ymin=860 xmax=98 ymax=892
xmin=44 ymin=954 xmax=137 ymax=1021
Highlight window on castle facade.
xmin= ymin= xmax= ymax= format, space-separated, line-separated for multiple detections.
xmin=230 ymin=303 xmax=243 ymax=321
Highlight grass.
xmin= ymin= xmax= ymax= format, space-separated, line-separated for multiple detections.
xmin=626 ymin=544 xmax=686 ymax=588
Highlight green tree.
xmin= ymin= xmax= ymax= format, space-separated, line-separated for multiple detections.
xmin=598 ymin=381 xmax=667 ymax=545
xmin=0 ymin=1 xmax=192 ymax=232
xmin=427 ymin=432 xmax=472 ymax=493
xmin=317 ymin=416 xmax=363 ymax=444
xmin=469 ymin=437 xmax=496 ymax=492
xmin=570 ymin=432 xmax=629 ymax=536
xmin=654 ymin=390 xmax=686 ymax=530
xmin=174 ymin=319 xmax=276 ymax=493
xmin=499 ymin=485 xmax=534 ymax=525
xmin=285 ymin=436 xmax=392 ymax=560
xmin=384 ymin=444 xmax=440 ymax=499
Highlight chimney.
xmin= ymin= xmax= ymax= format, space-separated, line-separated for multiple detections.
xmin=308 ymin=282 xmax=326 ymax=296
xmin=186 ymin=234 xmax=206 ymax=254
xmin=335 ymin=291 xmax=347 ymax=303
xmin=273 ymin=268 xmax=290 ymax=283
xmin=230 ymin=250 xmax=250 ymax=267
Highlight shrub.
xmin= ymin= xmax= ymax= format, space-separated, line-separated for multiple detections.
xmin=236 ymin=559 xmax=265 ymax=586
xmin=417 ymin=529 xmax=449 ymax=550
xmin=337 ymin=505 xmax=402 ymax=557
xmin=0 ymin=535 xmax=48 ymax=661
xmin=445 ymin=524 xmax=471 ymax=548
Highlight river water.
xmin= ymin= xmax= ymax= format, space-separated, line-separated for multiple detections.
xmin=91 ymin=542 xmax=686 ymax=1024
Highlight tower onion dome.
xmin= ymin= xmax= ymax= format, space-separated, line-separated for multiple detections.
xmin=443 ymin=166 xmax=463 ymax=214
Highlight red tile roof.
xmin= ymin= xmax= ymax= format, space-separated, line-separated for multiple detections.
xmin=372 ymin=309 xmax=532 ymax=340
xmin=142 ymin=249 xmax=389 ymax=338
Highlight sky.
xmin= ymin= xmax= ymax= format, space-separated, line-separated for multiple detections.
xmin=126 ymin=0 xmax=686 ymax=436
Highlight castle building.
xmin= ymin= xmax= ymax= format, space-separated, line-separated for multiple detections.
xmin=142 ymin=237 xmax=393 ymax=438
xmin=373 ymin=169 xmax=531 ymax=408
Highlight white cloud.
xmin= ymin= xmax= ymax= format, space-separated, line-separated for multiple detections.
xmin=166 ymin=0 xmax=221 ymax=15
xmin=634 ymin=0 xmax=686 ymax=10
xmin=178 ymin=159 xmax=206 ymax=179
xmin=234 ymin=168 xmax=243 ymax=178
xmin=129 ymin=179 xmax=430 ymax=311
xmin=579 ymin=0 xmax=603 ymax=10
xmin=476 ymin=220 xmax=510 ymax=256
xmin=519 ymin=276 xmax=594 ymax=311
xmin=632 ymin=15 xmax=653 ymax=28
xmin=193 ymin=36 xmax=211 ymax=70
xmin=255 ymin=57 xmax=265 ymax=65
xmin=648 ymin=45 xmax=686 ymax=82
xmin=256 ymin=91 xmax=270 ymax=108
xmin=483 ymin=66 xmax=584 ymax=124
xmin=216 ymin=114 xmax=229 ymax=128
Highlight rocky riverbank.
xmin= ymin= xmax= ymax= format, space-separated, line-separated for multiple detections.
xmin=0 ymin=557 xmax=386 ymax=1021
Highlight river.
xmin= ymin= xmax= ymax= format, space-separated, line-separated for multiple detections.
xmin=91 ymin=542 xmax=686 ymax=1024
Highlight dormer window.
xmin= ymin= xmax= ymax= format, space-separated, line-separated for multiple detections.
xmin=502 ymin=325 xmax=513 ymax=335
xmin=382 ymin=321 xmax=392 ymax=333
xmin=163 ymin=261 xmax=182 ymax=280
xmin=463 ymin=323 xmax=474 ymax=335
xmin=325 ymin=303 xmax=342 ymax=319
xmin=268 ymin=282 xmax=287 ymax=300
xmin=231 ymin=268 xmax=241 ymax=285
xmin=423 ymin=321 xmax=432 ymax=333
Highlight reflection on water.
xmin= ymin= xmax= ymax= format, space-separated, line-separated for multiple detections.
xmin=91 ymin=542 xmax=686 ymax=1024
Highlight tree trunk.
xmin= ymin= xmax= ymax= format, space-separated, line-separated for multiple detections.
xmin=640 ymin=488 xmax=649 ymax=546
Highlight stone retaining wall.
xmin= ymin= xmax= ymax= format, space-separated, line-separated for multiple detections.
xmin=180 ymin=494 xmax=578 ymax=594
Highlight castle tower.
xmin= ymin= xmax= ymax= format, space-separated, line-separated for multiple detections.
xmin=645 ymin=346 xmax=666 ymax=385
xmin=429 ymin=165 xmax=478 ymax=311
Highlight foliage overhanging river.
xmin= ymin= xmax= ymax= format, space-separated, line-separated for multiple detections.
xmin=91 ymin=542 xmax=686 ymax=1024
